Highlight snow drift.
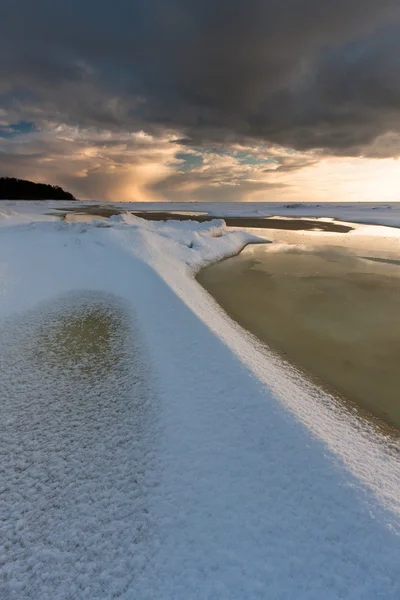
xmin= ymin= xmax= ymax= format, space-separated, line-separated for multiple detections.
xmin=0 ymin=207 xmax=399 ymax=599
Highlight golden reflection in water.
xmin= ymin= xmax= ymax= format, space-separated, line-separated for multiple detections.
xmin=63 ymin=213 xmax=109 ymax=222
xmin=198 ymin=244 xmax=400 ymax=432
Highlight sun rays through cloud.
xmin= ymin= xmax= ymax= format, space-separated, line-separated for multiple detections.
xmin=1 ymin=0 xmax=400 ymax=201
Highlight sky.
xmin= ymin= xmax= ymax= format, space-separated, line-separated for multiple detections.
xmin=1 ymin=0 xmax=400 ymax=202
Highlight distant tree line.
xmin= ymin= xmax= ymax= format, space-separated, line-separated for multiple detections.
xmin=0 ymin=177 xmax=76 ymax=200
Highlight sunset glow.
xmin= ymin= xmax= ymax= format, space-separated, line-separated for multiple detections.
xmin=1 ymin=2 xmax=400 ymax=202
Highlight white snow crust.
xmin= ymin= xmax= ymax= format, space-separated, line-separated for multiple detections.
xmin=4 ymin=199 xmax=400 ymax=228
xmin=0 ymin=204 xmax=399 ymax=599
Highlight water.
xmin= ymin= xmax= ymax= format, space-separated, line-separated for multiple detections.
xmin=198 ymin=243 xmax=400 ymax=431
xmin=58 ymin=208 xmax=354 ymax=231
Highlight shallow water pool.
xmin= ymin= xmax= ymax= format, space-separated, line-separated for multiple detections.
xmin=198 ymin=243 xmax=400 ymax=431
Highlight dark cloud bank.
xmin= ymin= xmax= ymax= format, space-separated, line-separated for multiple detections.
xmin=1 ymin=0 xmax=400 ymax=169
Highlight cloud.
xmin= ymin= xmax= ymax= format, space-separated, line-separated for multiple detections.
xmin=1 ymin=1 xmax=400 ymax=200
xmin=152 ymin=148 xmax=289 ymax=202
xmin=0 ymin=124 xmax=180 ymax=201
xmin=1 ymin=0 xmax=400 ymax=152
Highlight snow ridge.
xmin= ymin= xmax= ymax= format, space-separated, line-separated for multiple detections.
xmin=0 ymin=209 xmax=399 ymax=599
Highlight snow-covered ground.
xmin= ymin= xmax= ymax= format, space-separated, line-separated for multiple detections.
xmin=0 ymin=203 xmax=399 ymax=599
xmin=3 ymin=199 xmax=400 ymax=228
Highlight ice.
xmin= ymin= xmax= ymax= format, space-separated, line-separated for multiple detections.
xmin=109 ymin=200 xmax=400 ymax=228
xmin=4 ymin=199 xmax=400 ymax=228
xmin=0 ymin=203 xmax=399 ymax=599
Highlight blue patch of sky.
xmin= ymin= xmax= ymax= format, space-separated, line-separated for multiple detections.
xmin=207 ymin=148 xmax=278 ymax=166
xmin=175 ymin=152 xmax=204 ymax=171
xmin=174 ymin=147 xmax=280 ymax=172
xmin=0 ymin=121 xmax=37 ymax=139
xmin=235 ymin=151 xmax=277 ymax=166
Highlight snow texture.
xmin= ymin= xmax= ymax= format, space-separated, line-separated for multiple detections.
xmin=88 ymin=200 xmax=400 ymax=228
xmin=4 ymin=199 xmax=400 ymax=228
xmin=0 ymin=205 xmax=399 ymax=599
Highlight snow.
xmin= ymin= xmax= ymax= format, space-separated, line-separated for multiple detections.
xmin=0 ymin=204 xmax=399 ymax=599
xmin=4 ymin=198 xmax=400 ymax=228
xmin=81 ymin=200 xmax=400 ymax=228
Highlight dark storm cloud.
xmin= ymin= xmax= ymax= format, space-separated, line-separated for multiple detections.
xmin=1 ymin=0 xmax=400 ymax=154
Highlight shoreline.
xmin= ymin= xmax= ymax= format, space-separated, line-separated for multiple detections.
xmin=1 ymin=203 xmax=399 ymax=596
xmin=56 ymin=205 xmax=355 ymax=232
xmin=49 ymin=199 xmax=400 ymax=230
xmin=197 ymin=236 xmax=400 ymax=435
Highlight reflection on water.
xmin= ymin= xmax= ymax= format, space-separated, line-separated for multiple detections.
xmin=59 ymin=207 xmax=355 ymax=231
xmin=198 ymin=244 xmax=400 ymax=431
xmin=63 ymin=212 xmax=109 ymax=222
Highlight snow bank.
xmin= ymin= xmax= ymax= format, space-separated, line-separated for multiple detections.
xmin=0 ymin=206 xmax=399 ymax=599
xmin=107 ymin=200 xmax=400 ymax=228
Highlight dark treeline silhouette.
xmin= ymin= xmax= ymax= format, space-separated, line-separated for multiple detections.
xmin=0 ymin=177 xmax=76 ymax=200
